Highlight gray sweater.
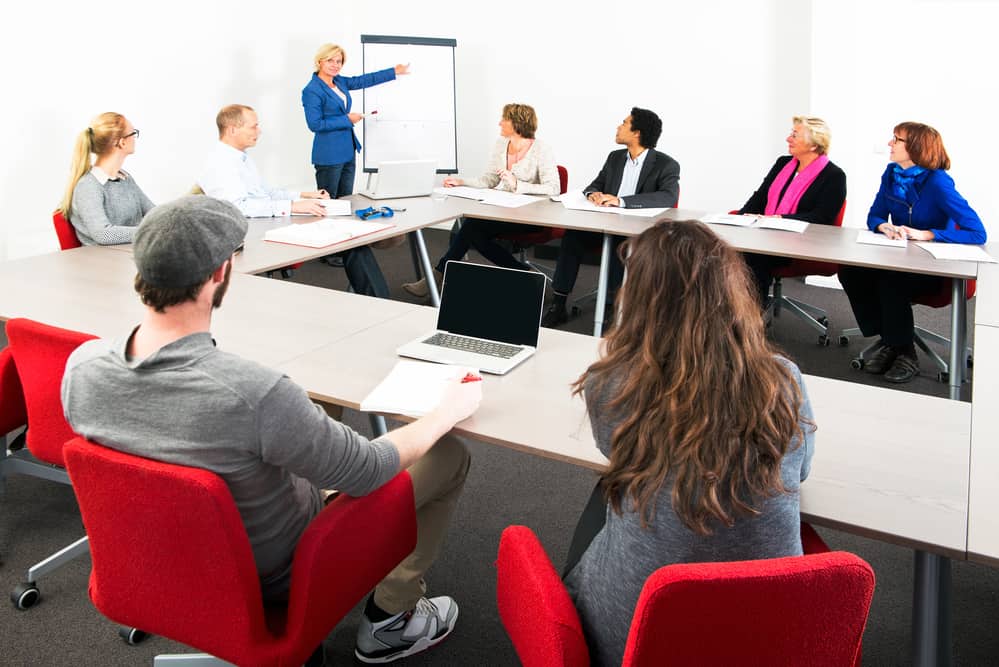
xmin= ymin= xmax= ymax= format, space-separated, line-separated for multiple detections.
xmin=61 ymin=330 xmax=400 ymax=600
xmin=69 ymin=170 xmax=155 ymax=245
xmin=564 ymin=358 xmax=815 ymax=667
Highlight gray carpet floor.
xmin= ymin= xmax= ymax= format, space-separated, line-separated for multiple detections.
xmin=1 ymin=228 xmax=995 ymax=665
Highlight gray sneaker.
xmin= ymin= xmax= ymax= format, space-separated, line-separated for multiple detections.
xmin=354 ymin=596 xmax=459 ymax=663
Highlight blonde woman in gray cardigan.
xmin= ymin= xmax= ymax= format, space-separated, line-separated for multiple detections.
xmin=402 ymin=103 xmax=559 ymax=297
xmin=60 ymin=112 xmax=154 ymax=245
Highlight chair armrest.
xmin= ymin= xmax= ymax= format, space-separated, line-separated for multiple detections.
xmin=0 ymin=347 xmax=27 ymax=435
xmin=496 ymin=526 xmax=588 ymax=667
xmin=283 ymin=472 xmax=417 ymax=653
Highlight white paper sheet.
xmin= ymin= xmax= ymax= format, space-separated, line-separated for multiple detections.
xmin=263 ymin=219 xmax=393 ymax=248
xmin=915 ymin=242 xmax=997 ymax=263
xmin=757 ymin=218 xmax=808 ymax=233
xmin=700 ymin=213 xmax=758 ymax=227
xmin=857 ymin=230 xmax=907 ymax=248
xmin=559 ymin=190 xmax=668 ymax=217
xmin=360 ymin=360 xmax=478 ymax=417
xmin=432 ymin=186 xmax=541 ymax=208
xmin=318 ymin=199 xmax=352 ymax=216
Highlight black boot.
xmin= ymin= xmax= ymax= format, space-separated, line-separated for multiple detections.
xmin=542 ymin=293 xmax=569 ymax=328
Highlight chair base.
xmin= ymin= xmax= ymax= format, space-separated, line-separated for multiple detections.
xmin=768 ymin=277 xmax=831 ymax=346
xmin=1 ymin=450 xmax=91 ymax=608
xmin=839 ymin=328 xmax=972 ymax=383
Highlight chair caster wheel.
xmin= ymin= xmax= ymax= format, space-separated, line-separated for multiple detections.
xmin=818 ymin=317 xmax=829 ymax=327
xmin=11 ymin=582 xmax=40 ymax=610
xmin=119 ymin=627 xmax=149 ymax=645
xmin=818 ymin=335 xmax=830 ymax=347
xmin=839 ymin=336 xmax=850 ymax=347
xmin=850 ymin=358 xmax=864 ymax=371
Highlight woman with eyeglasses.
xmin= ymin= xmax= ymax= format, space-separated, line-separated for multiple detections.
xmin=737 ymin=115 xmax=847 ymax=307
xmin=60 ymin=112 xmax=154 ymax=245
xmin=562 ymin=220 xmax=815 ymax=666
xmin=838 ymin=122 xmax=986 ymax=383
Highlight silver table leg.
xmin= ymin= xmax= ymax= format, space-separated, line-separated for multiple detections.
xmin=912 ymin=550 xmax=952 ymax=667
xmin=948 ymin=278 xmax=966 ymax=400
xmin=411 ymin=229 xmax=440 ymax=307
xmin=593 ymin=234 xmax=613 ymax=337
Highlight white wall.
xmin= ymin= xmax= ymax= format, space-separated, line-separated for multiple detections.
xmin=810 ymin=0 xmax=998 ymax=232
xmin=0 ymin=0 xmax=798 ymax=260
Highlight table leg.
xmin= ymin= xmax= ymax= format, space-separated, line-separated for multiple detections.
xmin=369 ymin=414 xmax=388 ymax=438
xmin=912 ymin=550 xmax=952 ymax=667
xmin=593 ymin=234 xmax=613 ymax=337
xmin=411 ymin=229 xmax=440 ymax=307
xmin=949 ymin=278 xmax=966 ymax=400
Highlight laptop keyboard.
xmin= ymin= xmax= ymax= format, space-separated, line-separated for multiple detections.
xmin=423 ymin=333 xmax=523 ymax=359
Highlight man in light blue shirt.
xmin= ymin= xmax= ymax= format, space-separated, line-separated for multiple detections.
xmin=198 ymin=104 xmax=390 ymax=297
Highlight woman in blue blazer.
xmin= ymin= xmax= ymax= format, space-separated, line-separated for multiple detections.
xmin=839 ymin=122 xmax=986 ymax=383
xmin=302 ymin=43 xmax=409 ymax=197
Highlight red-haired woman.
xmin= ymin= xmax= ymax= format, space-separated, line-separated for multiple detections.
xmin=563 ymin=220 xmax=816 ymax=666
xmin=839 ymin=122 xmax=986 ymax=383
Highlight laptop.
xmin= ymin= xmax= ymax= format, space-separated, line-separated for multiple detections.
xmin=396 ymin=261 xmax=546 ymax=375
xmin=359 ymin=159 xmax=437 ymax=199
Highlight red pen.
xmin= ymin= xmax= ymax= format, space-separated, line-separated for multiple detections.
xmin=461 ymin=373 xmax=482 ymax=383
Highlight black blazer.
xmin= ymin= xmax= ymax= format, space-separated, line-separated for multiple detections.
xmin=739 ymin=155 xmax=847 ymax=225
xmin=583 ymin=148 xmax=680 ymax=209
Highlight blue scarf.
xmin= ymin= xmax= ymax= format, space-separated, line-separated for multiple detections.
xmin=891 ymin=164 xmax=926 ymax=203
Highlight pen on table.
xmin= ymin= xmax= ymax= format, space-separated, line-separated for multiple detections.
xmin=461 ymin=373 xmax=482 ymax=383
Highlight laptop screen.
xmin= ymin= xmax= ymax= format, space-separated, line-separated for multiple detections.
xmin=436 ymin=261 xmax=545 ymax=347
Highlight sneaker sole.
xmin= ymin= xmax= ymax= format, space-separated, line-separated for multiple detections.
xmin=354 ymin=606 xmax=459 ymax=664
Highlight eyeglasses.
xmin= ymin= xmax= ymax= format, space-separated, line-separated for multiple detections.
xmin=891 ymin=135 xmax=906 ymax=144
xmin=122 ymin=129 xmax=140 ymax=140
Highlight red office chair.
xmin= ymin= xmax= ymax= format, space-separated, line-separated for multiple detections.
xmin=497 ymin=165 xmax=569 ymax=276
xmin=496 ymin=524 xmax=874 ymax=667
xmin=3 ymin=318 xmax=96 ymax=609
xmin=734 ymin=201 xmax=846 ymax=345
xmin=0 ymin=346 xmax=28 ymax=454
xmin=841 ymin=279 xmax=977 ymax=382
xmin=64 ymin=437 xmax=417 ymax=666
xmin=52 ymin=210 xmax=82 ymax=250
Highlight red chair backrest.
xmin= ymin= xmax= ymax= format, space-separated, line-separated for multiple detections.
xmin=0 ymin=347 xmax=28 ymax=435
xmin=912 ymin=278 xmax=977 ymax=308
xmin=622 ymin=551 xmax=874 ymax=667
xmin=65 ymin=435 xmax=417 ymax=666
xmin=497 ymin=526 xmax=589 ymax=667
xmin=6 ymin=318 xmax=95 ymax=466
xmin=557 ymin=165 xmax=569 ymax=195
xmin=53 ymin=210 xmax=83 ymax=250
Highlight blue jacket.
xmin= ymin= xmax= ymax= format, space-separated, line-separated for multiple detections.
xmin=301 ymin=69 xmax=396 ymax=166
xmin=867 ymin=164 xmax=986 ymax=244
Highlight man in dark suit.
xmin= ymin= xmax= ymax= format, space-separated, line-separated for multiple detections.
xmin=542 ymin=107 xmax=680 ymax=327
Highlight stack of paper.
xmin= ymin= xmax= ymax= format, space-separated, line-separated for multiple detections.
xmin=560 ymin=190 xmax=668 ymax=218
xmin=431 ymin=186 xmax=541 ymax=208
xmin=701 ymin=213 xmax=757 ymax=226
xmin=263 ymin=219 xmax=393 ymax=248
xmin=757 ymin=218 xmax=808 ymax=233
xmin=360 ymin=360 xmax=478 ymax=418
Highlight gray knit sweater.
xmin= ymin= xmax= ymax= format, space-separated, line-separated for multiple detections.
xmin=61 ymin=330 xmax=400 ymax=600
xmin=69 ymin=169 xmax=155 ymax=245
xmin=564 ymin=357 xmax=815 ymax=667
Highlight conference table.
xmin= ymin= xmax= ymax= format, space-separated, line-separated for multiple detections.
xmin=0 ymin=243 xmax=980 ymax=666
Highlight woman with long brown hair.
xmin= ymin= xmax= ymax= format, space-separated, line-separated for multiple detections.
xmin=563 ymin=220 xmax=816 ymax=666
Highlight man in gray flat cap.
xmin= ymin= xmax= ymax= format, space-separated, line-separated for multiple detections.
xmin=61 ymin=196 xmax=479 ymax=664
